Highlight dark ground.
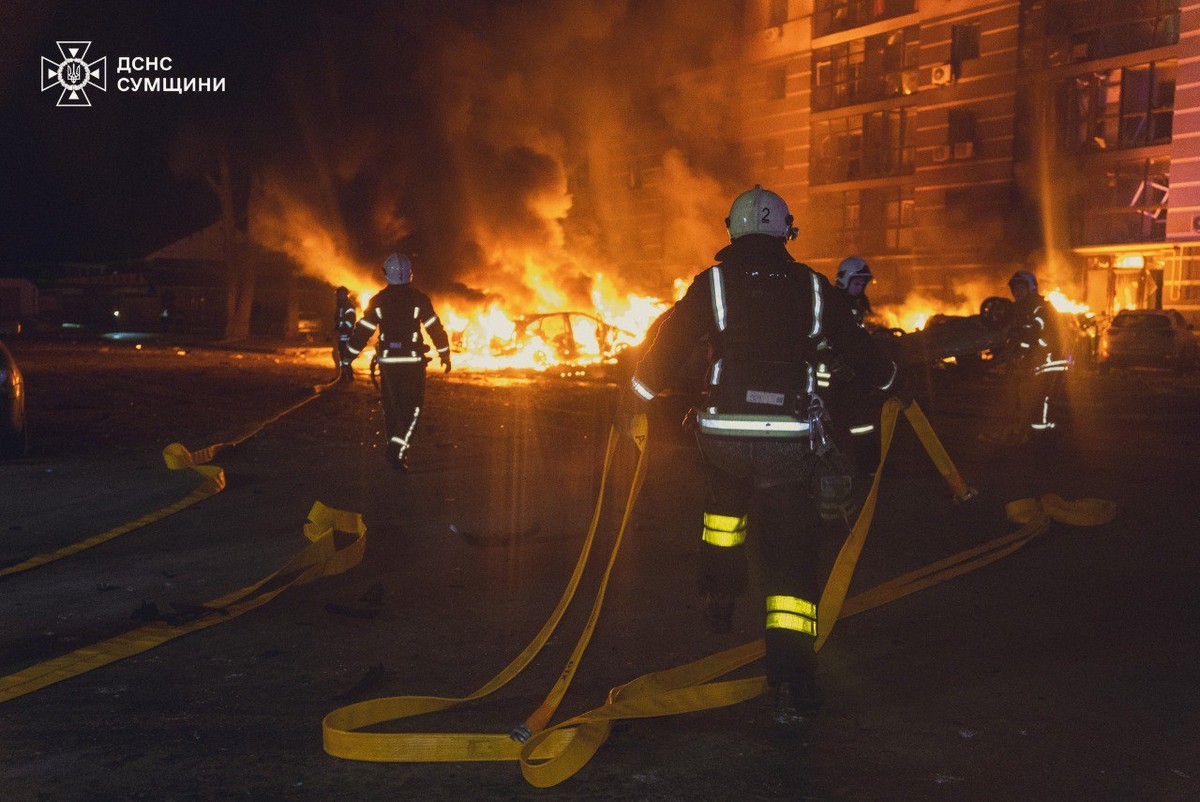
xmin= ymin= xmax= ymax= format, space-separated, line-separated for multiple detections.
xmin=1 ymin=338 xmax=1198 ymax=801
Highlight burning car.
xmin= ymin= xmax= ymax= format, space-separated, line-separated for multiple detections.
xmin=881 ymin=295 xmax=1097 ymax=373
xmin=881 ymin=296 xmax=1012 ymax=371
xmin=454 ymin=310 xmax=640 ymax=371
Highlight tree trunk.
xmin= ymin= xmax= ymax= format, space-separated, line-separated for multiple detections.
xmin=216 ymin=149 xmax=256 ymax=341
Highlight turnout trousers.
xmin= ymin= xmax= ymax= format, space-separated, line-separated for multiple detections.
xmin=334 ymin=338 xmax=354 ymax=380
xmin=379 ymin=361 xmax=426 ymax=461
xmin=696 ymin=434 xmax=822 ymax=686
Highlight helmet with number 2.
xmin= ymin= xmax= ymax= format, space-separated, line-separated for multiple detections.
xmin=725 ymin=184 xmax=798 ymax=241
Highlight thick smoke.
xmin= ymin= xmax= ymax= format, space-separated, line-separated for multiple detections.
xmin=244 ymin=0 xmax=748 ymax=310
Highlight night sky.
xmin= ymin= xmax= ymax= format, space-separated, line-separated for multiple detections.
xmin=2 ymin=0 xmax=745 ymax=304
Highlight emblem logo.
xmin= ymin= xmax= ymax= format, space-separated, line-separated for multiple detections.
xmin=41 ymin=41 xmax=107 ymax=107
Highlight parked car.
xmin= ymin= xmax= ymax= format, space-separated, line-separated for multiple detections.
xmin=1098 ymin=309 xmax=1199 ymax=374
xmin=0 ymin=338 xmax=28 ymax=458
xmin=296 ymin=312 xmax=323 ymax=343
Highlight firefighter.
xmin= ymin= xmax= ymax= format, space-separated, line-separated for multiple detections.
xmin=1004 ymin=269 xmax=1068 ymax=439
xmin=829 ymin=256 xmax=885 ymax=476
xmin=834 ymin=255 xmax=874 ymax=326
xmin=344 ymin=253 xmax=451 ymax=472
xmin=630 ymin=185 xmax=903 ymax=730
xmin=334 ymin=286 xmax=356 ymax=382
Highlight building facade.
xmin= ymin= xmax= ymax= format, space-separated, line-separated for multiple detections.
xmin=630 ymin=0 xmax=1200 ymax=322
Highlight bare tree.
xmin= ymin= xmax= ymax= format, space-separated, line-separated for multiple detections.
xmin=170 ymin=128 xmax=258 ymax=341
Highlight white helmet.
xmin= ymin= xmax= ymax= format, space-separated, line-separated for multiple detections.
xmin=725 ymin=184 xmax=797 ymax=241
xmin=835 ymin=256 xmax=873 ymax=289
xmin=1008 ymin=269 xmax=1038 ymax=293
xmin=383 ymin=252 xmax=413 ymax=285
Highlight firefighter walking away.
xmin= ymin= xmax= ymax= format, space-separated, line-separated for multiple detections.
xmin=630 ymin=185 xmax=905 ymax=732
xmin=334 ymin=286 xmax=356 ymax=382
xmin=343 ymin=253 xmax=451 ymax=472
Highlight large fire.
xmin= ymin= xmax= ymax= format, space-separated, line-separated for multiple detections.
xmin=340 ymin=275 xmax=669 ymax=372
xmin=873 ymin=285 xmax=1091 ymax=333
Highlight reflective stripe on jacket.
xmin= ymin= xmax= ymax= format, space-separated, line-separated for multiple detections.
xmin=346 ymin=284 xmax=450 ymax=364
xmin=632 ymin=234 xmax=897 ymax=438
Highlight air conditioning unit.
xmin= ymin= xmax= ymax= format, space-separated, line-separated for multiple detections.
xmin=953 ymin=140 xmax=975 ymax=159
xmin=931 ymin=63 xmax=955 ymax=86
xmin=932 ymin=145 xmax=951 ymax=163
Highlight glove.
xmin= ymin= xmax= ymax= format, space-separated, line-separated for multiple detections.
xmin=616 ymin=385 xmax=648 ymax=442
xmin=441 ymin=355 xmax=452 ymax=374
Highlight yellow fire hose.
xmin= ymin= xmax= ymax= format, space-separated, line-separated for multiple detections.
xmin=0 ymin=381 xmax=1116 ymax=787
xmin=0 ymin=378 xmax=338 ymax=579
xmin=0 ymin=446 xmax=224 ymax=579
xmin=322 ymin=414 xmax=650 ymax=772
xmin=323 ymin=399 xmax=1114 ymax=787
xmin=0 ymin=502 xmax=365 ymax=704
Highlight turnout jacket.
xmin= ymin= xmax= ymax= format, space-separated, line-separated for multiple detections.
xmin=1008 ymin=293 xmax=1069 ymax=376
xmin=334 ymin=298 xmax=356 ymax=342
xmin=632 ymin=235 xmax=898 ymax=438
xmin=346 ymin=284 xmax=450 ymax=365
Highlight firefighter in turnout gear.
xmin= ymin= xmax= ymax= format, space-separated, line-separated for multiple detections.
xmin=345 ymin=253 xmax=451 ymax=472
xmin=1004 ymin=269 xmax=1068 ymax=439
xmin=630 ymin=186 xmax=903 ymax=730
xmin=334 ymin=286 xmax=356 ymax=382
xmin=834 ymin=255 xmax=874 ymax=326
xmin=829 ymin=255 xmax=884 ymax=477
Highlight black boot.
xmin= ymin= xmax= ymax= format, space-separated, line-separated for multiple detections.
xmin=767 ymin=677 xmax=820 ymax=735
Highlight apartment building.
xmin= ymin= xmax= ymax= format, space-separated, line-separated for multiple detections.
xmin=632 ymin=0 xmax=1198 ymax=320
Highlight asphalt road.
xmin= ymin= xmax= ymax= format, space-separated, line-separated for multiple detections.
xmin=1 ymin=339 xmax=1198 ymax=801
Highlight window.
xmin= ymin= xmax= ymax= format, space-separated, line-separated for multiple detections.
xmin=1078 ymin=156 xmax=1169 ymax=245
xmin=814 ymin=0 xmax=918 ymax=38
xmin=1059 ymin=60 xmax=1175 ymax=152
xmin=769 ymin=0 xmax=789 ymax=27
xmin=766 ymin=66 xmax=788 ymax=100
xmin=950 ymin=23 xmax=980 ymax=77
xmin=826 ymin=184 xmax=915 ymax=253
xmin=1020 ymin=0 xmax=1181 ymax=68
xmin=948 ymin=108 xmax=977 ymax=145
xmin=764 ymin=138 xmax=786 ymax=172
xmin=812 ymin=26 xmax=919 ymax=112
xmin=811 ymin=108 xmax=914 ymax=185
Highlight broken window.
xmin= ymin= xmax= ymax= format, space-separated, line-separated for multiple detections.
xmin=1020 ymin=0 xmax=1181 ymax=68
xmin=1059 ymin=60 xmax=1175 ymax=152
xmin=1078 ymin=156 xmax=1170 ymax=245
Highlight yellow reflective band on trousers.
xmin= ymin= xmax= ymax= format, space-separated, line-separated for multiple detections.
xmin=701 ymin=512 xmax=747 ymax=547
xmin=0 ymin=502 xmax=365 ymax=705
xmin=765 ymin=595 xmax=817 ymax=635
xmin=766 ymin=594 xmax=816 ymax=618
xmin=765 ymin=612 xmax=817 ymax=635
